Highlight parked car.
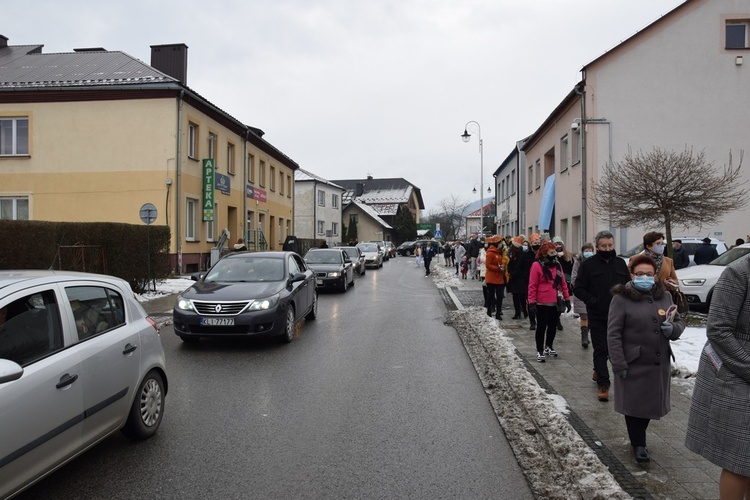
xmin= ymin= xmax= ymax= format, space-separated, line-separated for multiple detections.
xmin=357 ymin=242 xmax=384 ymax=268
xmin=384 ymin=241 xmax=397 ymax=259
xmin=676 ymin=243 xmax=750 ymax=309
xmin=335 ymin=246 xmax=366 ymax=276
xmin=173 ymin=251 xmax=317 ymax=343
xmin=397 ymin=240 xmax=416 ymax=256
xmin=304 ymin=248 xmax=355 ymax=292
xmin=619 ymin=236 xmax=728 ymax=266
xmin=369 ymin=240 xmax=390 ymax=261
xmin=0 ymin=270 xmax=168 ymax=499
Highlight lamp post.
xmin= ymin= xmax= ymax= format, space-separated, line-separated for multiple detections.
xmin=462 ymin=121 xmax=484 ymax=236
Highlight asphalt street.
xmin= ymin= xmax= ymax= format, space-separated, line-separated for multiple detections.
xmin=17 ymin=256 xmax=532 ymax=499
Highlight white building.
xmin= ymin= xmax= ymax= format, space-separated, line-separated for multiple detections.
xmin=293 ymin=168 xmax=344 ymax=246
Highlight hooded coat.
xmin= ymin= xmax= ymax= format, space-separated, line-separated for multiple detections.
xmin=607 ymin=281 xmax=685 ymax=419
xmin=484 ymin=245 xmax=509 ymax=285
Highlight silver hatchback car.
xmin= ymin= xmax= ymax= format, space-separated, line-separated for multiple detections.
xmin=0 ymin=271 xmax=168 ymax=498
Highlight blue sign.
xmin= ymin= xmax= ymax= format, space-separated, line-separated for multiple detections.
xmin=434 ymin=230 xmax=443 ymax=239
xmin=215 ymin=173 xmax=231 ymax=195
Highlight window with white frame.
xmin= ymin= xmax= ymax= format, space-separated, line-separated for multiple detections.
xmin=317 ymin=190 xmax=326 ymax=207
xmin=332 ymin=193 xmax=339 ymax=209
xmin=501 ymin=179 xmax=506 ymax=200
xmin=0 ymin=196 xmax=29 ymax=220
xmin=0 ymin=117 xmax=29 ymax=156
xmin=259 ymin=160 xmax=266 ymax=187
xmin=726 ymin=20 xmax=750 ymax=49
xmin=511 ymin=169 xmax=516 ymax=195
xmin=188 ymin=123 xmax=198 ymax=159
xmin=286 ymin=220 xmax=291 ymax=240
xmin=278 ymin=218 xmax=283 ymax=243
xmin=227 ymin=143 xmax=235 ymax=175
xmin=332 ymin=222 xmax=338 ymax=236
xmin=535 ymin=160 xmax=541 ymax=189
xmin=287 ymin=175 xmax=292 ymax=198
xmin=572 ymin=128 xmax=581 ymax=165
xmin=560 ymin=135 xmax=569 ymax=172
xmin=317 ymin=220 xmax=325 ymax=235
xmin=208 ymin=133 xmax=217 ymax=160
xmin=186 ymin=198 xmax=198 ymax=241
xmin=528 ymin=165 xmax=533 ymax=194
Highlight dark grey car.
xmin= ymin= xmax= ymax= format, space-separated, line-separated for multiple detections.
xmin=304 ymin=248 xmax=355 ymax=292
xmin=335 ymin=246 xmax=366 ymax=276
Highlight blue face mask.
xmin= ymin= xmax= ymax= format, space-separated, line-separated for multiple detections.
xmin=651 ymin=244 xmax=665 ymax=255
xmin=633 ymin=276 xmax=655 ymax=290
xmin=522 ymin=245 xmax=529 ymax=252
xmin=583 ymin=251 xmax=594 ymax=259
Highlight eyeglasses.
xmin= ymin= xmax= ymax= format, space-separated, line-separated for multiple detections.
xmin=633 ymin=272 xmax=655 ymax=277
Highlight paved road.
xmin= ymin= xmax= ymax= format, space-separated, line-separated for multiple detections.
xmin=18 ymin=257 xmax=532 ymax=499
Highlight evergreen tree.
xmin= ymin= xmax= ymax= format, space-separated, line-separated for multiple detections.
xmin=394 ymin=204 xmax=417 ymax=244
xmin=346 ymin=218 xmax=358 ymax=243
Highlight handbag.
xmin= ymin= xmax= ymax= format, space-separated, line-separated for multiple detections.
xmin=670 ymin=287 xmax=690 ymax=315
xmin=556 ymin=290 xmax=566 ymax=313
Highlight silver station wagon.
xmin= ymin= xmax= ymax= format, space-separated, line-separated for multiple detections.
xmin=0 ymin=270 xmax=167 ymax=498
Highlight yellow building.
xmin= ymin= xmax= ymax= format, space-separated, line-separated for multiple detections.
xmin=0 ymin=36 xmax=299 ymax=273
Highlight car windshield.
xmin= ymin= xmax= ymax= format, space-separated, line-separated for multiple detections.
xmin=709 ymin=247 xmax=750 ymax=266
xmin=204 ymin=257 xmax=284 ymax=282
xmin=358 ymin=243 xmax=378 ymax=252
xmin=305 ymin=250 xmax=342 ymax=264
xmin=340 ymin=248 xmax=358 ymax=259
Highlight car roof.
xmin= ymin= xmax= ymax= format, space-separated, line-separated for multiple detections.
xmin=223 ymin=251 xmax=290 ymax=259
xmin=0 ymin=270 xmax=129 ymax=292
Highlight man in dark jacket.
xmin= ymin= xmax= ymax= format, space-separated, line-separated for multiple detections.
xmin=693 ymin=237 xmax=719 ymax=265
xmin=672 ymin=240 xmax=690 ymax=270
xmin=468 ymin=235 xmax=481 ymax=279
xmin=573 ymin=230 xmax=630 ymax=402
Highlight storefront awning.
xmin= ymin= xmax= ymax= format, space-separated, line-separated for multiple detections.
xmin=538 ymin=174 xmax=555 ymax=231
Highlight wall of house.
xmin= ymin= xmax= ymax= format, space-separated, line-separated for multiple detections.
xmin=293 ymin=181 xmax=342 ymax=244
xmin=583 ymin=0 xmax=750 ymax=250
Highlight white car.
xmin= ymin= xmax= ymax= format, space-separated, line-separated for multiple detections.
xmin=357 ymin=242 xmax=384 ymax=268
xmin=676 ymin=243 xmax=750 ymax=308
xmin=620 ymin=236 xmax=728 ymax=266
xmin=0 ymin=271 xmax=167 ymax=498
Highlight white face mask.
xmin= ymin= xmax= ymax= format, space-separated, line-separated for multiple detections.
xmin=652 ymin=244 xmax=665 ymax=255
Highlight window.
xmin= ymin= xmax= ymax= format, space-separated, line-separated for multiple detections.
xmin=528 ymin=165 xmax=534 ymax=194
xmin=535 ymin=160 xmax=541 ymax=189
xmin=0 ymin=197 xmax=29 ymax=220
xmin=188 ymin=123 xmax=198 ymax=159
xmin=279 ymin=171 xmax=285 ymax=195
xmin=208 ymin=133 xmax=217 ymax=160
xmin=332 ymin=222 xmax=338 ymax=236
xmin=332 ymin=194 xmax=339 ymax=209
xmin=560 ymin=135 xmax=569 ymax=172
xmin=227 ymin=143 xmax=235 ymax=175
xmin=0 ymin=117 xmax=29 ymax=156
xmin=511 ymin=169 xmax=516 ymax=195
xmin=726 ymin=21 xmax=750 ymax=49
xmin=65 ymin=286 xmax=126 ymax=341
xmin=186 ymin=198 xmax=197 ymax=241
xmin=317 ymin=220 xmax=325 ymax=235
xmin=349 ymin=214 xmax=358 ymax=224
xmin=287 ymin=175 xmax=292 ymax=198
xmin=501 ymin=179 xmax=506 ymax=200
xmin=278 ymin=218 xmax=283 ymax=244
xmin=572 ymin=128 xmax=581 ymax=165
xmin=270 ymin=166 xmax=276 ymax=191
xmin=259 ymin=160 xmax=266 ymax=187
xmin=286 ymin=219 xmax=291 ymax=239
xmin=248 ymin=154 xmax=255 ymax=183
xmin=0 ymin=290 xmax=63 ymax=366
xmin=318 ymin=190 xmax=326 ymax=207
xmin=206 ymin=201 xmax=216 ymax=241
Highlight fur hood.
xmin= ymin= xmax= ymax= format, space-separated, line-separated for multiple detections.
xmin=610 ymin=280 xmax=667 ymax=301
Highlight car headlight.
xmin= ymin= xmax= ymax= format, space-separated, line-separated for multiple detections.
xmin=681 ymin=279 xmax=706 ymax=286
xmin=176 ymin=297 xmax=195 ymax=311
xmin=248 ymin=294 xmax=280 ymax=311
xmin=328 ymin=272 xmax=341 ymax=278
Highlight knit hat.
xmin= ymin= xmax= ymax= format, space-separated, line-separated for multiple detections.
xmin=552 ymin=236 xmax=564 ymax=244
xmin=530 ymin=233 xmax=540 ymax=242
xmin=540 ymin=232 xmax=551 ymax=241
xmin=512 ymin=235 xmax=524 ymax=248
xmin=486 ymin=235 xmax=502 ymax=244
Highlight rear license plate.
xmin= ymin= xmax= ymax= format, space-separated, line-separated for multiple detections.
xmin=316 ymin=279 xmax=323 ymax=285
xmin=200 ymin=317 xmax=235 ymax=326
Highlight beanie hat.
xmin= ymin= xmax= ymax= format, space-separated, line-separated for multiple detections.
xmin=552 ymin=236 xmax=564 ymax=244
xmin=512 ymin=235 xmax=524 ymax=248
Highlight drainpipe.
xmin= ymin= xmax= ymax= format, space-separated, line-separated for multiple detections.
xmin=175 ymin=89 xmax=184 ymax=274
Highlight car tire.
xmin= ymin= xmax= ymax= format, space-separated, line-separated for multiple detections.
xmin=379 ymin=261 xmax=383 ymax=268
xmin=349 ymin=272 xmax=355 ymax=287
xmin=121 ymin=370 xmax=165 ymax=440
xmin=360 ymin=267 xmax=366 ymax=276
xmin=406 ymin=250 xmax=412 ymax=256
xmin=341 ymin=275 xmax=348 ymax=293
xmin=305 ymin=291 xmax=318 ymax=320
xmin=280 ymin=305 xmax=296 ymax=343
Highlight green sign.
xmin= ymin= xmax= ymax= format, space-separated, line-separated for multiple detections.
xmin=417 ymin=223 xmax=435 ymax=231
xmin=203 ymin=159 xmax=215 ymax=221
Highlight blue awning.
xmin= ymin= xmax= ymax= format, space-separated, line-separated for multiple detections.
xmin=538 ymin=174 xmax=555 ymax=231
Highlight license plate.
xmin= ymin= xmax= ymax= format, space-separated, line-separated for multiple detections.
xmin=200 ymin=317 xmax=235 ymax=326
xmin=316 ymin=279 xmax=323 ymax=285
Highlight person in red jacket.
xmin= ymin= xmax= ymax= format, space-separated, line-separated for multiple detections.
xmin=484 ymin=235 xmax=509 ymax=320
xmin=528 ymin=241 xmax=571 ymax=362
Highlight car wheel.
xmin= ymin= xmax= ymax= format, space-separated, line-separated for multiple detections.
xmin=121 ymin=370 xmax=165 ymax=440
xmin=178 ymin=335 xmax=199 ymax=343
xmin=341 ymin=275 xmax=348 ymax=292
xmin=406 ymin=250 xmax=412 ymax=256
xmin=379 ymin=261 xmax=383 ymax=268
xmin=305 ymin=291 xmax=318 ymax=320
xmin=280 ymin=305 xmax=296 ymax=343
xmin=349 ymin=272 xmax=355 ymax=287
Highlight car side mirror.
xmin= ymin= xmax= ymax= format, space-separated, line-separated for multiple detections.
xmin=0 ymin=359 xmax=24 ymax=384
xmin=289 ymin=272 xmax=306 ymax=284
xmin=190 ymin=272 xmax=203 ymax=281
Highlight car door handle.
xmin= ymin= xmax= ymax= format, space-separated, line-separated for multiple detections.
xmin=123 ymin=343 xmax=138 ymax=355
xmin=56 ymin=373 xmax=79 ymax=389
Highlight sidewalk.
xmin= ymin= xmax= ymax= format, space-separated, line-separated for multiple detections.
xmin=445 ymin=268 xmax=721 ymax=500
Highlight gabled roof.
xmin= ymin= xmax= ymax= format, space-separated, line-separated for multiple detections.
xmin=294 ymin=168 xmax=344 ymax=190
xmin=330 ymin=177 xmax=424 ymax=209
xmin=346 ymin=200 xmax=393 ymax=230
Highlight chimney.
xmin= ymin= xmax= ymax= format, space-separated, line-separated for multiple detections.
xmin=0 ymin=35 xmax=8 ymax=49
xmin=150 ymin=43 xmax=188 ymax=84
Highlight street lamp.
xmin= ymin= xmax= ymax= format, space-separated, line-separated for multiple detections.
xmin=462 ymin=121 xmax=484 ymax=236
xmin=472 ymin=184 xmax=492 ymax=195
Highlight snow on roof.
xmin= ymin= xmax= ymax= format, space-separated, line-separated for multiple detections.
xmin=350 ymin=200 xmax=393 ymax=229
xmin=294 ymin=168 xmax=344 ymax=190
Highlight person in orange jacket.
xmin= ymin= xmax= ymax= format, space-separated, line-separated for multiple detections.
xmin=485 ymin=235 xmax=510 ymax=320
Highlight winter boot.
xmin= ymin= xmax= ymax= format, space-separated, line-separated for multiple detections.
xmin=556 ymin=317 xmax=563 ymax=331
xmin=580 ymin=326 xmax=590 ymax=349
xmin=597 ymin=384 xmax=610 ymax=402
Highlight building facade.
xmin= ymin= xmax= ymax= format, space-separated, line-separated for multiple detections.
xmin=293 ymin=168 xmax=344 ymax=245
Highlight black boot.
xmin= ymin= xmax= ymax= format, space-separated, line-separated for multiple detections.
xmin=580 ymin=326 xmax=589 ymax=349
xmin=633 ymin=446 xmax=650 ymax=463
xmin=556 ymin=318 xmax=563 ymax=331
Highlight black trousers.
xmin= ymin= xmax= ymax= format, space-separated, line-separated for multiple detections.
xmin=625 ymin=415 xmax=650 ymax=447
xmin=535 ymin=305 xmax=558 ymax=353
xmin=589 ymin=316 xmax=610 ymax=386
xmin=486 ymin=283 xmax=505 ymax=319
xmin=512 ymin=291 xmax=528 ymax=316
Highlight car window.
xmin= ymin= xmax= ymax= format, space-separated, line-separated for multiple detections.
xmin=204 ymin=257 xmax=285 ymax=282
xmin=65 ymin=286 xmax=126 ymax=341
xmin=292 ymin=254 xmax=308 ymax=272
xmin=358 ymin=243 xmax=378 ymax=252
xmin=710 ymin=247 xmax=750 ymax=266
xmin=305 ymin=250 xmax=342 ymax=264
xmin=0 ymin=290 xmax=64 ymax=366
xmin=288 ymin=256 xmax=301 ymax=275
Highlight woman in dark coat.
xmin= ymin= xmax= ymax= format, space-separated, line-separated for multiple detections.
xmin=507 ymin=236 xmax=528 ymax=319
xmin=608 ymin=254 xmax=685 ymax=464
xmin=685 ymin=254 xmax=750 ymax=498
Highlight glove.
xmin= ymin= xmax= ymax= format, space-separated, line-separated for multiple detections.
xmin=565 ymin=300 xmax=572 ymax=313
xmin=528 ymin=303 xmax=537 ymax=315
xmin=618 ymin=369 xmax=628 ymax=379
xmin=660 ymin=321 xmax=674 ymax=338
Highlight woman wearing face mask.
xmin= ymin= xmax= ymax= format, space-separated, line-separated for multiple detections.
xmin=608 ymin=254 xmax=685 ymax=464
xmin=485 ymin=235 xmax=509 ymax=320
xmin=522 ymin=233 xmax=542 ymax=330
xmin=507 ymin=235 xmax=529 ymax=319
xmin=572 ymin=243 xmax=595 ymax=348
xmin=528 ymin=241 xmax=571 ymax=362
xmin=552 ymin=237 xmax=574 ymax=332
xmin=641 ymin=231 xmax=678 ymax=290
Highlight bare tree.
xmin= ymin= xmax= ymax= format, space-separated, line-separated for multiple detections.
xmin=430 ymin=195 xmax=467 ymax=240
xmin=590 ymin=147 xmax=748 ymax=254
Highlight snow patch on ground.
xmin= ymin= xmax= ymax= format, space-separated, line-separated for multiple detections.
xmin=135 ymin=278 xmax=194 ymax=302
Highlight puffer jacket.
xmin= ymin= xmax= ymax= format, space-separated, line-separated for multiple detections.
xmin=485 ymin=246 xmax=509 ymax=285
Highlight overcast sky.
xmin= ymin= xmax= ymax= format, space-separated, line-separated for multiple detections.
xmin=6 ymin=0 xmax=683 ymax=214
